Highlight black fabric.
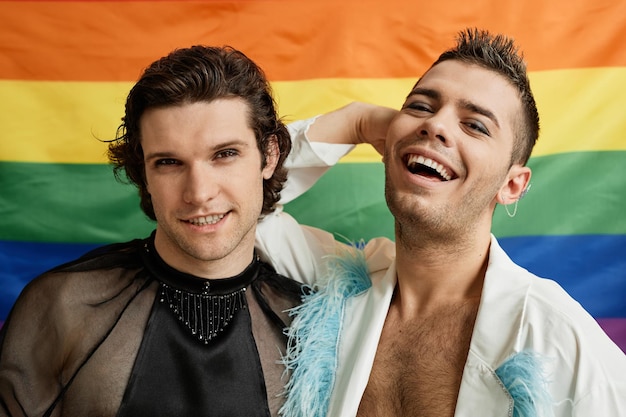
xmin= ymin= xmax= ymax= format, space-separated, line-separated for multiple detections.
xmin=0 ymin=233 xmax=304 ymax=417
xmin=119 ymin=290 xmax=268 ymax=416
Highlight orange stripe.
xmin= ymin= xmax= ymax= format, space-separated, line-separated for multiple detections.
xmin=1 ymin=1 xmax=625 ymax=82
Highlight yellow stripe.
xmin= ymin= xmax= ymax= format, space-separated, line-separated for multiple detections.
xmin=277 ymin=68 xmax=626 ymax=162
xmin=1 ymin=81 xmax=130 ymax=163
xmin=2 ymin=68 xmax=625 ymax=164
xmin=531 ymin=67 xmax=626 ymax=157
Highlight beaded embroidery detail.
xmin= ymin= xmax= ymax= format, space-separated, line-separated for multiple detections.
xmin=159 ymin=282 xmax=247 ymax=344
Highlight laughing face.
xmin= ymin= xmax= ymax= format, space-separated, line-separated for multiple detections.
xmin=384 ymin=60 xmax=530 ymax=244
xmin=141 ymin=98 xmax=278 ymax=278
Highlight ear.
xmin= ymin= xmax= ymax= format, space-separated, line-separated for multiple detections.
xmin=262 ymin=135 xmax=280 ymax=180
xmin=496 ymin=164 xmax=531 ymax=205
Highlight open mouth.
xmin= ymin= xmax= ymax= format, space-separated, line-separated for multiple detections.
xmin=405 ymin=154 xmax=454 ymax=181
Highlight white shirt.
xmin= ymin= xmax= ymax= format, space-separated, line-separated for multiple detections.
xmin=255 ymin=116 xmax=626 ymax=417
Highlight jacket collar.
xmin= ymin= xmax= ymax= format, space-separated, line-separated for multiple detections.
xmin=329 ymin=235 xmax=540 ymax=417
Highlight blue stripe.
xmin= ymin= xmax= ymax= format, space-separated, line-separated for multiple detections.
xmin=498 ymin=234 xmax=626 ymax=317
xmin=0 ymin=240 xmax=100 ymax=319
xmin=1 ymin=235 xmax=625 ymax=320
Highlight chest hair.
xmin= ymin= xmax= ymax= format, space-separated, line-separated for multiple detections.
xmin=357 ymin=300 xmax=479 ymax=417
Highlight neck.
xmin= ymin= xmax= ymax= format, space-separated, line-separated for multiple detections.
xmin=392 ymin=226 xmax=492 ymax=318
xmin=153 ymin=229 xmax=256 ymax=280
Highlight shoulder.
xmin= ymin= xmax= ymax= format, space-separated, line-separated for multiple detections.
xmin=256 ymin=260 xmax=306 ymax=301
xmin=523 ymin=279 xmax=626 ymax=409
xmin=488 ymin=256 xmax=618 ymax=356
xmin=477 ymin=253 xmax=626 ymax=409
xmin=499 ymin=270 xmax=626 ymax=401
xmin=486 ymin=237 xmax=592 ymax=324
xmin=6 ymin=239 xmax=147 ymax=333
xmin=523 ymin=274 xmax=624 ymax=360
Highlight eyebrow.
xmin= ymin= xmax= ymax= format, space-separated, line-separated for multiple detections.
xmin=408 ymin=87 xmax=500 ymax=129
xmin=459 ymin=99 xmax=500 ymax=129
xmin=144 ymin=139 xmax=252 ymax=161
xmin=144 ymin=151 xmax=176 ymax=161
xmin=407 ymin=87 xmax=440 ymax=101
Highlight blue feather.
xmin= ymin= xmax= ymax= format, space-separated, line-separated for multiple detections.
xmin=495 ymin=351 xmax=554 ymax=417
xmin=280 ymin=243 xmax=371 ymax=417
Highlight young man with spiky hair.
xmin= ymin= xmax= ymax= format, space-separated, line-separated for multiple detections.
xmin=278 ymin=29 xmax=626 ymax=417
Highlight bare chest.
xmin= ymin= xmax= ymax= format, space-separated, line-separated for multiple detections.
xmin=357 ymin=302 xmax=478 ymax=417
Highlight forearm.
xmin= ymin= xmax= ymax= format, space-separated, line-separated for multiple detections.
xmin=306 ymin=102 xmax=397 ymax=154
xmin=280 ymin=102 xmax=397 ymax=204
xmin=257 ymin=104 xmax=398 ymax=284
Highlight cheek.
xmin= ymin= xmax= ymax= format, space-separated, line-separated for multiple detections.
xmin=389 ymin=114 xmax=419 ymax=136
xmin=462 ymin=143 xmax=502 ymax=173
xmin=385 ymin=119 xmax=418 ymax=156
xmin=144 ymin=176 xmax=171 ymax=205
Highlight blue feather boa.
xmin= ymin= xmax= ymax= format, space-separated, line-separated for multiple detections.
xmin=280 ymin=246 xmax=553 ymax=417
xmin=495 ymin=351 xmax=554 ymax=417
xmin=280 ymin=244 xmax=370 ymax=417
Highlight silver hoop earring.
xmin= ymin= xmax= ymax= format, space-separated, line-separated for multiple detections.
xmin=504 ymin=200 xmax=519 ymax=218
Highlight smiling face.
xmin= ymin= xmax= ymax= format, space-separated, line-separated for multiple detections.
xmin=141 ymin=98 xmax=278 ymax=278
xmin=384 ymin=60 xmax=531 ymax=245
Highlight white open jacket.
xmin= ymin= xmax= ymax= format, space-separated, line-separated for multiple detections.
xmin=255 ymin=117 xmax=626 ymax=417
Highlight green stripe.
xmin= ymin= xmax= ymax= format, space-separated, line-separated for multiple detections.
xmin=285 ymin=151 xmax=626 ymax=240
xmin=285 ymin=163 xmax=395 ymax=241
xmin=494 ymin=150 xmax=626 ymax=237
xmin=0 ymin=162 xmax=153 ymax=243
xmin=1 ymin=151 xmax=625 ymax=243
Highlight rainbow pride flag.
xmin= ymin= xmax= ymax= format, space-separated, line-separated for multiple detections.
xmin=1 ymin=1 xmax=625 ymax=352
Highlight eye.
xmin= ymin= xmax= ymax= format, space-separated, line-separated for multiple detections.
xmin=154 ymin=158 xmax=179 ymax=166
xmin=215 ymin=149 xmax=239 ymax=159
xmin=464 ymin=120 xmax=490 ymax=136
xmin=404 ymin=101 xmax=433 ymax=113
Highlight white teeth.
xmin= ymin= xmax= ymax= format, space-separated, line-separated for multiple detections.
xmin=188 ymin=214 xmax=225 ymax=225
xmin=407 ymin=154 xmax=452 ymax=181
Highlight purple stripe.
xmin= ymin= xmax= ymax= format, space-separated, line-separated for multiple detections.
xmin=597 ymin=318 xmax=626 ymax=354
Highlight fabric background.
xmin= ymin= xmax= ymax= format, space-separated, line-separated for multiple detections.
xmin=0 ymin=0 xmax=624 ymax=352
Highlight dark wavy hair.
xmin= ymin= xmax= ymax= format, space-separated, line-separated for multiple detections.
xmin=108 ymin=45 xmax=291 ymax=220
xmin=430 ymin=28 xmax=540 ymax=165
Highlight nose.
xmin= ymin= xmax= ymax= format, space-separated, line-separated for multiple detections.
xmin=182 ymin=163 xmax=218 ymax=205
xmin=418 ymin=110 xmax=453 ymax=146
xmin=419 ymin=128 xmax=446 ymax=144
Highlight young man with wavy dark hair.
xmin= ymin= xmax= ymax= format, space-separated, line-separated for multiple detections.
xmin=0 ymin=39 xmax=399 ymax=415
xmin=0 ymin=45 xmax=306 ymax=417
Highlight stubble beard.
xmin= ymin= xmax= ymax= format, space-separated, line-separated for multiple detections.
xmin=385 ymin=181 xmax=451 ymax=252
xmin=156 ymin=214 xmax=257 ymax=274
xmin=162 ymin=225 xmax=232 ymax=264
xmin=384 ymin=177 xmax=497 ymax=253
